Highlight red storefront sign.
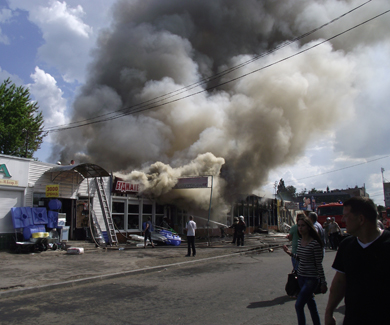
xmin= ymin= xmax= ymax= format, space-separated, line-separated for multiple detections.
xmin=113 ymin=180 xmax=140 ymax=193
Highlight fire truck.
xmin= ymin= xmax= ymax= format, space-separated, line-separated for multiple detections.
xmin=317 ymin=202 xmax=345 ymax=227
xmin=317 ymin=202 xmax=349 ymax=237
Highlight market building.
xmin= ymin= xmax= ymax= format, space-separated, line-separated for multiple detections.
xmin=0 ymin=154 xmax=289 ymax=249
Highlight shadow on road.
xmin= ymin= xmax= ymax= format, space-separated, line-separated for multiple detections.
xmin=247 ymin=295 xmax=293 ymax=308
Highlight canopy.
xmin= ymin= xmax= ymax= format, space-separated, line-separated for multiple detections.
xmin=45 ymin=163 xmax=110 ymax=182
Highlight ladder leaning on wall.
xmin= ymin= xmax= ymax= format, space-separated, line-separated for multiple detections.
xmin=95 ymin=177 xmax=118 ymax=247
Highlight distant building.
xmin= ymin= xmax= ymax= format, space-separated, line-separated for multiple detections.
xmin=296 ymin=185 xmax=369 ymax=211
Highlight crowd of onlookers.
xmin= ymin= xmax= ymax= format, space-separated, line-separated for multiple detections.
xmin=284 ymin=197 xmax=390 ymax=325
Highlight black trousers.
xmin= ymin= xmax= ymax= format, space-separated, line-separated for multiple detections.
xmin=237 ymin=234 xmax=244 ymax=246
xmin=329 ymin=233 xmax=339 ymax=250
xmin=187 ymin=236 xmax=196 ymax=256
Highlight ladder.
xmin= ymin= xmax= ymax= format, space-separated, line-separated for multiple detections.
xmin=95 ymin=177 xmax=118 ymax=246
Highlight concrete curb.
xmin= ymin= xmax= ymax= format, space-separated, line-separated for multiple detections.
xmin=0 ymin=244 xmax=284 ymax=299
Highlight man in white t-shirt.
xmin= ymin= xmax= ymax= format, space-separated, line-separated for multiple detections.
xmin=185 ymin=215 xmax=197 ymax=257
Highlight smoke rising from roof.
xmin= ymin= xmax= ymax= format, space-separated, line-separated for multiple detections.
xmin=52 ymin=0 xmax=390 ymax=211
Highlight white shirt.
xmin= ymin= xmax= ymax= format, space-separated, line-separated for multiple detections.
xmin=186 ymin=220 xmax=197 ymax=236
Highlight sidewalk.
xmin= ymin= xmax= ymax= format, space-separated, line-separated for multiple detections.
xmin=0 ymin=232 xmax=289 ymax=299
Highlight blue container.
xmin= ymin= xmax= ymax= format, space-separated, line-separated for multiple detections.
xmin=47 ymin=211 xmax=58 ymax=228
xmin=102 ymin=231 xmax=109 ymax=244
xmin=32 ymin=207 xmax=48 ymax=225
xmin=23 ymin=225 xmax=46 ymax=240
xmin=48 ymin=199 xmax=62 ymax=210
xmin=11 ymin=207 xmax=33 ymax=229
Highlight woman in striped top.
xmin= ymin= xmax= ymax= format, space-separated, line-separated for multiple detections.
xmin=283 ymin=214 xmax=328 ymax=325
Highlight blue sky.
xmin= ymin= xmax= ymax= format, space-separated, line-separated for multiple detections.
xmin=1 ymin=0 xmax=390 ymax=207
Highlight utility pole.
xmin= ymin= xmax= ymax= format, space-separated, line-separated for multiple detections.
xmin=381 ymin=168 xmax=386 ymax=207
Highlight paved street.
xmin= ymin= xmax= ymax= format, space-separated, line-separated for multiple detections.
xmin=0 ymin=248 xmax=344 ymax=325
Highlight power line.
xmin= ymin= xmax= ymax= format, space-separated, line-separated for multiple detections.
xmin=293 ymin=155 xmax=390 ymax=182
xmin=45 ymin=1 xmax=380 ymax=133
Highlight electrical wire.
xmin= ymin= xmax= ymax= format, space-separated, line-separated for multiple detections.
xmin=44 ymin=1 xmax=380 ymax=133
xmin=295 ymin=155 xmax=390 ymax=181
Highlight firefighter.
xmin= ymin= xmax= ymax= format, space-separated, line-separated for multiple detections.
xmin=229 ymin=217 xmax=239 ymax=244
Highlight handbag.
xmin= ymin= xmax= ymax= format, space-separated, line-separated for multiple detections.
xmin=314 ymin=280 xmax=322 ymax=294
xmin=285 ymin=270 xmax=300 ymax=297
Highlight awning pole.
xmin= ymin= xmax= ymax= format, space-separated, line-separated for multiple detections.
xmin=207 ymin=175 xmax=213 ymax=246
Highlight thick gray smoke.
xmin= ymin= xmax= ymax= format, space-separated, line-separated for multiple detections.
xmin=52 ymin=0 xmax=390 ymax=212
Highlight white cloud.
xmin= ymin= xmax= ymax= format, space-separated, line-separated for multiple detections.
xmin=29 ymin=1 xmax=92 ymax=83
xmin=0 ymin=27 xmax=9 ymax=44
xmin=0 ymin=8 xmax=13 ymax=44
xmin=0 ymin=8 xmax=12 ymax=22
xmin=6 ymin=0 xmax=116 ymax=83
xmin=28 ymin=67 xmax=68 ymax=135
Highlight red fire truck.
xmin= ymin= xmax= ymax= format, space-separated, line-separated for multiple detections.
xmin=317 ymin=202 xmax=348 ymax=237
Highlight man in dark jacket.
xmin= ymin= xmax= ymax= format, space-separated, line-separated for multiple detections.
xmin=236 ymin=216 xmax=246 ymax=246
xmin=229 ymin=217 xmax=239 ymax=244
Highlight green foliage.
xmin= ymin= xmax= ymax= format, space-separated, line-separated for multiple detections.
xmin=0 ymin=78 xmax=47 ymax=158
xmin=277 ymin=178 xmax=297 ymax=199
xmin=308 ymin=188 xmax=323 ymax=194
xmin=377 ymin=205 xmax=385 ymax=213
xmin=277 ymin=178 xmax=286 ymax=194
xmin=286 ymin=185 xmax=297 ymax=198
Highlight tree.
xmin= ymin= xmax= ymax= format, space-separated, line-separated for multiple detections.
xmin=277 ymin=179 xmax=286 ymax=194
xmin=277 ymin=179 xmax=297 ymax=199
xmin=308 ymin=188 xmax=323 ymax=194
xmin=286 ymin=185 xmax=297 ymax=198
xmin=298 ymin=188 xmax=307 ymax=196
xmin=0 ymin=78 xmax=47 ymax=158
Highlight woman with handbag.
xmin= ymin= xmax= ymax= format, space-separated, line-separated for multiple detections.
xmin=283 ymin=215 xmax=327 ymax=325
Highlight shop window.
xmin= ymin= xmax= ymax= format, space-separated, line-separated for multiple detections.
xmin=112 ymin=201 xmax=124 ymax=213
xmin=128 ymin=214 xmax=139 ymax=230
xmin=113 ymin=215 xmax=124 ymax=230
xmin=128 ymin=203 xmax=140 ymax=230
xmin=143 ymin=204 xmax=152 ymax=214
xmin=155 ymin=204 xmax=165 ymax=228
xmin=128 ymin=204 xmax=139 ymax=214
xmin=112 ymin=201 xmax=124 ymax=230
xmin=156 ymin=204 xmax=164 ymax=214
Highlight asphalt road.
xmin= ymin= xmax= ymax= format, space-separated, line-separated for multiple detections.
xmin=0 ymin=249 xmax=345 ymax=325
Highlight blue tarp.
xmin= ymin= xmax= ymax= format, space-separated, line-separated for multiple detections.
xmin=48 ymin=199 xmax=62 ymax=210
xmin=32 ymin=207 xmax=48 ymax=225
xmin=11 ymin=207 xmax=34 ymax=229
xmin=159 ymin=230 xmax=181 ymax=246
xmin=47 ymin=210 xmax=59 ymax=228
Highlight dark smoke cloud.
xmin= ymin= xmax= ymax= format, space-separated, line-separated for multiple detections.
xmin=52 ymin=0 xmax=390 ymax=211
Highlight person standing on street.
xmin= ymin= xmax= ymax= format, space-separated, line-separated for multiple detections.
xmin=309 ymin=212 xmax=325 ymax=258
xmin=229 ymin=217 xmax=239 ymax=244
xmin=185 ymin=215 xmax=197 ymax=257
xmin=143 ymin=216 xmax=154 ymax=248
xmin=325 ymin=197 xmax=390 ymax=325
xmin=283 ymin=215 xmax=327 ymax=325
xmin=236 ymin=216 xmax=246 ymax=246
xmin=328 ymin=217 xmax=341 ymax=250
xmin=287 ymin=214 xmax=303 ymax=271
xmin=322 ymin=217 xmax=331 ymax=249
